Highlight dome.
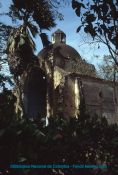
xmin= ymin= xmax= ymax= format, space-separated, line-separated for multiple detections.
xmin=38 ymin=42 xmax=81 ymax=62
xmin=38 ymin=29 xmax=82 ymax=72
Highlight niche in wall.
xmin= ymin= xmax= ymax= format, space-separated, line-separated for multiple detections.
xmin=24 ymin=67 xmax=47 ymax=118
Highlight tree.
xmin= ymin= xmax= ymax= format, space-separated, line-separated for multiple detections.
xmin=71 ymin=57 xmax=97 ymax=77
xmin=72 ymin=0 xmax=118 ymax=65
xmin=0 ymin=88 xmax=16 ymax=127
xmin=98 ymin=55 xmax=118 ymax=81
xmin=98 ymin=55 xmax=118 ymax=106
xmin=7 ymin=0 xmax=57 ymax=75
xmin=2 ymin=0 xmax=64 ymax=117
xmin=0 ymin=21 xmax=13 ymax=90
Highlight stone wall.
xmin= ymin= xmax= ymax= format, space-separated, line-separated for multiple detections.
xmin=77 ymin=75 xmax=118 ymax=124
xmin=63 ymin=76 xmax=80 ymax=119
xmin=23 ymin=64 xmax=118 ymax=124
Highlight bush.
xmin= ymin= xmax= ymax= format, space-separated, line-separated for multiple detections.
xmin=0 ymin=113 xmax=118 ymax=175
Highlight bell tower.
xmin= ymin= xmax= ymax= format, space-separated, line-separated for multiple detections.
xmin=52 ymin=29 xmax=66 ymax=44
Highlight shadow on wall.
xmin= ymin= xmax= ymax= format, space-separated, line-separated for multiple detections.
xmin=23 ymin=67 xmax=47 ymax=118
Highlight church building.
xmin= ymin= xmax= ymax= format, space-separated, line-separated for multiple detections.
xmin=23 ymin=29 xmax=118 ymax=124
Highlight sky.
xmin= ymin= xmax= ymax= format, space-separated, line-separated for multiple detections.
xmin=0 ymin=0 xmax=110 ymax=69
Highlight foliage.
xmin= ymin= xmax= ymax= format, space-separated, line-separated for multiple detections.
xmin=72 ymin=0 xmax=118 ymax=65
xmin=5 ymin=0 xmax=64 ymax=78
xmin=0 ymin=0 xmax=63 ymax=88
xmin=0 ymin=2 xmax=13 ymax=89
xmin=0 ymin=23 xmax=12 ymax=58
xmin=99 ymin=55 xmax=118 ymax=81
xmin=0 ymin=88 xmax=16 ymax=127
xmin=72 ymin=58 xmax=97 ymax=77
xmin=0 ymin=22 xmax=13 ymax=90
xmin=0 ymin=110 xmax=118 ymax=175
xmin=0 ymin=3 xmax=118 ymax=174
xmin=9 ymin=0 xmax=56 ymax=30
xmin=6 ymin=26 xmax=36 ymax=77
xmin=6 ymin=0 xmax=55 ymax=77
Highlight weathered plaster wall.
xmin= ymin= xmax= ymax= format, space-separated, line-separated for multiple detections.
xmin=63 ymin=76 xmax=80 ymax=119
xmin=78 ymin=76 xmax=118 ymax=124
xmin=53 ymin=67 xmax=68 ymax=117
xmin=23 ymin=64 xmax=118 ymax=124
xmin=24 ymin=49 xmax=118 ymax=124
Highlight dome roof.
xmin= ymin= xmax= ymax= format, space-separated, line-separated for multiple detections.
xmin=52 ymin=29 xmax=66 ymax=36
xmin=38 ymin=42 xmax=81 ymax=61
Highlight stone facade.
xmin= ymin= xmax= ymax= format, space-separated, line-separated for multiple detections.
xmin=23 ymin=29 xmax=118 ymax=124
xmin=64 ymin=74 xmax=118 ymax=124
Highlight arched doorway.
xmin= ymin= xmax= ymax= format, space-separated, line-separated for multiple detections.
xmin=24 ymin=67 xmax=47 ymax=118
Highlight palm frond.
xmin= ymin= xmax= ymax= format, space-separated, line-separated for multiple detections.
xmin=27 ymin=22 xmax=38 ymax=38
xmin=40 ymin=33 xmax=51 ymax=47
xmin=26 ymin=28 xmax=36 ymax=51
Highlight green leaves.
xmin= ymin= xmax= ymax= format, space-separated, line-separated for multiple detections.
xmin=76 ymin=25 xmax=82 ymax=32
xmin=11 ymin=0 xmax=56 ymax=30
xmin=72 ymin=0 xmax=85 ymax=17
xmin=98 ymin=55 xmax=118 ymax=81
xmin=27 ymin=22 xmax=38 ymax=38
xmin=0 ymin=22 xmax=13 ymax=89
xmin=86 ymin=14 xmax=96 ymax=23
xmin=84 ymin=24 xmax=96 ymax=38
xmin=0 ymin=112 xmax=118 ymax=174
xmin=6 ymin=26 xmax=36 ymax=76
xmin=73 ymin=0 xmax=118 ymax=44
xmin=72 ymin=0 xmax=118 ymax=64
xmin=7 ymin=27 xmax=35 ymax=55
xmin=6 ymin=0 xmax=60 ymax=76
